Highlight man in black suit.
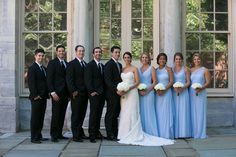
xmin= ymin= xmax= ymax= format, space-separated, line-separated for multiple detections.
xmin=66 ymin=45 xmax=88 ymax=142
xmin=84 ymin=47 xmax=105 ymax=143
xmin=47 ymin=45 xmax=69 ymax=142
xmin=104 ymin=46 xmax=122 ymax=140
xmin=28 ymin=48 xmax=49 ymax=144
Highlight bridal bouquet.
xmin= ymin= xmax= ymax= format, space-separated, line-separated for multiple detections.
xmin=137 ymin=83 xmax=147 ymax=91
xmin=173 ymin=82 xmax=184 ymax=96
xmin=117 ymin=82 xmax=130 ymax=92
xmin=154 ymin=83 xmax=165 ymax=91
xmin=191 ymin=83 xmax=202 ymax=96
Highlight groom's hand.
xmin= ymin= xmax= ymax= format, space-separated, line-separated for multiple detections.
xmin=117 ymin=90 xmax=125 ymax=96
xmin=90 ymin=92 xmax=98 ymax=96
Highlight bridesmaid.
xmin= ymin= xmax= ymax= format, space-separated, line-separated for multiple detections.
xmin=190 ymin=53 xmax=210 ymax=138
xmin=155 ymin=53 xmax=174 ymax=139
xmin=138 ymin=53 xmax=158 ymax=136
xmin=172 ymin=52 xmax=191 ymax=138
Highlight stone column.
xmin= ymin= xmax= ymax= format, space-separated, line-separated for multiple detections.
xmin=72 ymin=0 xmax=94 ymax=62
xmin=159 ymin=0 xmax=182 ymax=66
xmin=0 ymin=0 xmax=18 ymax=132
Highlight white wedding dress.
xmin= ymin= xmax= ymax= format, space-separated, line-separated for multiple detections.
xmin=118 ymin=72 xmax=174 ymax=146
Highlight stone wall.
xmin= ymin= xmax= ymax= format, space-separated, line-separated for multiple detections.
xmin=0 ymin=0 xmax=18 ymax=132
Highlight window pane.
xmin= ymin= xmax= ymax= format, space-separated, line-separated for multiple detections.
xmin=201 ymin=0 xmax=213 ymax=12
xmin=111 ymin=19 xmax=121 ymax=39
xmin=132 ymin=19 xmax=142 ymax=39
xmin=54 ymin=0 xmax=67 ymax=12
xmin=111 ymin=0 xmax=121 ymax=18
xmin=39 ymin=13 xmax=52 ymax=30
xmin=100 ymin=39 xmax=110 ymax=59
xmin=215 ymin=70 xmax=228 ymax=88
xmin=39 ymin=33 xmax=52 ymax=51
xmin=215 ymin=52 xmax=228 ymax=70
xmin=25 ymin=0 xmax=38 ymax=12
xmin=200 ymin=13 xmax=213 ymax=31
xmin=143 ymin=0 xmax=153 ymax=18
xmin=24 ymin=33 xmax=38 ymax=51
xmin=132 ymin=0 xmax=142 ymax=18
xmin=100 ymin=1 xmax=110 ymax=17
xmin=201 ymin=52 xmax=213 ymax=69
xmin=201 ymin=33 xmax=214 ymax=50
xmin=143 ymin=19 xmax=153 ymax=39
xmin=186 ymin=13 xmax=200 ymax=31
xmin=25 ymin=13 xmax=38 ymax=31
xmin=54 ymin=33 xmax=67 ymax=47
xmin=215 ymin=14 xmax=228 ymax=31
xmin=132 ymin=40 xmax=142 ymax=59
xmin=186 ymin=33 xmax=199 ymax=50
xmin=215 ymin=0 xmax=228 ymax=12
xmin=186 ymin=0 xmax=200 ymax=12
xmin=100 ymin=19 xmax=110 ymax=39
xmin=39 ymin=0 xmax=52 ymax=12
xmin=54 ymin=13 xmax=67 ymax=31
xmin=215 ymin=34 xmax=228 ymax=51
xmin=111 ymin=40 xmax=121 ymax=47
xmin=143 ymin=40 xmax=153 ymax=58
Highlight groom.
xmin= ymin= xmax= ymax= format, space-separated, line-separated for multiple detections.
xmin=104 ymin=46 xmax=122 ymax=140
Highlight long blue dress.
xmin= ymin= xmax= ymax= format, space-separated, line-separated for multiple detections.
xmin=190 ymin=67 xmax=207 ymax=138
xmin=138 ymin=66 xmax=159 ymax=136
xmin=155 ymin=67 xmax=174 ymax=139
xmin=173 ymin=66 xmax=191 ymax=138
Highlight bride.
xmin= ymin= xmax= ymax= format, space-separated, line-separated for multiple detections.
xmin=117 ymin=52 xmax=174 ymax=146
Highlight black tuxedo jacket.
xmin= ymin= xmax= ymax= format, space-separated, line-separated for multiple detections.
xmin=28 ymin=62 xmax=49 ymax=100
xmin=46 ymin=57 xmax=69 ymax=97
xmin=66 ymin=58 xmax=87 ymax=95
xmin=84 ymin=60 xmax=105 ymax=95
xmin=104 ymin=59 xmax=122 ymax=95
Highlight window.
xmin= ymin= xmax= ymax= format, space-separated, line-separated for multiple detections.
xmin=21 ymin=0 xmax=68 ymax=95
xmin=95 ymin=0 xmax=157 ymax=60
xmin=184 ymin=0 xmax=232 ymax=96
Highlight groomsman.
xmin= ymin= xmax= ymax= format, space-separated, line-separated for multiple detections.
xmin=104 ymin=46 xmax=122 ymax=140
xmin=47 ymin=45 xmax=69 ymax=142
xmin=28 ymin=48 xmax=49 ymax=144
xmin=66 ymin=45 xmax=88 ymax=142
xmin=84 ymin=47 xmax=105 ymax=143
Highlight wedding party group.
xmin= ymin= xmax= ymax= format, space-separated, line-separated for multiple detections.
xmin=27 ymin=44 xmax=210 ymax=146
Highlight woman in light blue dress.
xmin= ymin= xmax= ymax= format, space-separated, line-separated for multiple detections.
xmin=138 ymin=53 xmax=158 ymax=136
xmin=190 ymin=53 xmax=210 ymax=139
xmin=155 ymin=53 xmax=174 ymax=139
xmin=172 ymin=53 xmax=191 ymax=138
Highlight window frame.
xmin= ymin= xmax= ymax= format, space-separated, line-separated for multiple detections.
xmin=19 ymin=0 xmax=72 ymax=97
xmin=182 ymin=0 xmax=233 ymax=97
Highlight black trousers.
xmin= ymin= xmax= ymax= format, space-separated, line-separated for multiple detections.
xmin=88 ymin=94 xmax=105 ymax=138
xmin=50 ymin=95 xmax=68 ymax=139
xmin=105 ymin=94 xmax=120 ymax=138
xmin=30 ymin=99 xmax=47 ymax=140
xmin=71 ymin=93 xmax=88 ymax=139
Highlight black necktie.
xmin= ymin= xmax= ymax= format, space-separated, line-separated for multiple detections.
xmin=116 ymin=62 xmax=120 ymax=73
xmin=98 ymin=63 xmax=102 ymax=74
xmin=80 ymin=61 xmax=85 ymax=70
xmin=40 ymin=65 xmax=46 ymax=76
xmin=61 ymin=61 xmax=65 ymax=70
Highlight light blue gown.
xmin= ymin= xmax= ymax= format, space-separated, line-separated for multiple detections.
xmin=173 ymin=66 xmax=191 ymax=138
xmin=155 ymin=67 xmax=174 ymax=139
xmin=138 ymin=66 xmax=159 ymax=136
xmin=190 ymin=67 xmax=207 ymax=138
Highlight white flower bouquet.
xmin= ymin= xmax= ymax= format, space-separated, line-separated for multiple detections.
xmin=191 ymin=83 xmax=202 ymax=96
xmin=117 ymin=82 xmax=130 ymax=92
xmin=154 ymin=83 xmax=166 ymax=91
xmin=173 ymin=82 xmax=184 ymax=96
xmin=137 ymin=83 xmax=147 ymax=91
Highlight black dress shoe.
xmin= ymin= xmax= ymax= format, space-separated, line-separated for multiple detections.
xmin=31 ymin=139 xmax=41 ymax=144
xmin=40 ymin=138 xmax=49 ymax=141
xmin=58 ymin=136 xmax=69 ymax=140
xmin=90 ymin=138 xmax=96 ymax=143
xmin=73 ymin=138 xmax=83 ymax=142
xmin=51 ymin=138 xmax=59 ymax=142
xmin=80 ymin=135 xmax=89 ymax=139
xmin=96 ymin=132 xmax=104 ymax=139
xmin=106 ymin=136 xmax=114 ymax=141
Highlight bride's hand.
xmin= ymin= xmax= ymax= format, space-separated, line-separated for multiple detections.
xmin=117 ymin=90 xmax=125 ymax=96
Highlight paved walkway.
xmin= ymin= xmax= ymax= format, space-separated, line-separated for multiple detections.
xmin=1 ymin=127 xmax=236 ymax=157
